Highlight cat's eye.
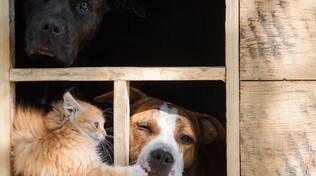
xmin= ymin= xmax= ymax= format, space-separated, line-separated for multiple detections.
xmin=179 ymin=134 xmax=194 ymax=145
xmin=137 ymin=122 xmax=152 ymax=133
xmin=94 ymin=122 xmax=99 ymax=128
xmin=80 ymin=1 xmax=90 ymax=12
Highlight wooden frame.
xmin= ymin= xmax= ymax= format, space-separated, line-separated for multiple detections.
xmin=0 ymin=0 xmax=240 ymax=175
xmin=239 ymin=1 xmax=316 ymax=175
xmin=113 ymin=81 xmax=130 ymax=165
xmin=226 ymin=0 xmax=240 ymax=175
xmin=10 ymin=67 xmax=226 ymax=82
xmin=0 ymin=0 xmax=14 ymax=175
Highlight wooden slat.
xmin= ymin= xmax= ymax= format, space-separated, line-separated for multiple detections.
xmin=240 ymin=0 xmax=316 ymax=80
xmin=0 ymin=0 xmax=13 ymax=175
xmin=9 ymin=0 xmax=15 ymax=67
xmin=10 ymin=67 xmax=225 ymax=82
xmin=241 ymin=81 xmax=316 ymax=176
xmin=9 ymin=0 xmax=16 ymax=174
xmin=113 ymin=81 xmax=130 ymax=166
xmin=226 ymin=0 xmax=240 ymax=176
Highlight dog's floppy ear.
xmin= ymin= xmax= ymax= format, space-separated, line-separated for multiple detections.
xmin=196 ymin=113 xmax=225 ymax=145
xmin=94 ymin=91 xmax=114 ymax=104
xmin=111 ymin=0 xmax=146 ymax=18
xmin=94 ymin=88 xmax=147 ymax=105
xmin=63 ymin=92 xmax=84 ymax=119
xmin=129 ymin=88 xmax=147 ymax=104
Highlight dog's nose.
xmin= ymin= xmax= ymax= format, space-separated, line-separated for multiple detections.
xmin=150 ymin=149 xmax=175 ymax=167
xmin=40 ymin=18 xmax=65 ymax=35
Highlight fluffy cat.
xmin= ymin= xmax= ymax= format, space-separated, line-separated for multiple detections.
xmin=12 ymin=92 xmax=147 ymax=176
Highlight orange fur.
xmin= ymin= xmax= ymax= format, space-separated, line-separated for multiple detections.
xmin=12 ymin=93 xmax=147 ymax=176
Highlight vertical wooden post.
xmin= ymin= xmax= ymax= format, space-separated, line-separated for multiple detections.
xmin=226 ymin=0 xmax=240 ymax=176
xmin=0 ymin=0 xmax=14 ymax=175
xmin=113 ymin=81 xmax=130 ymax=166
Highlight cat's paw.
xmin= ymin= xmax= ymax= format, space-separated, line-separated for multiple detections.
xmin=128 ymin=165 xmax=148 ymax=176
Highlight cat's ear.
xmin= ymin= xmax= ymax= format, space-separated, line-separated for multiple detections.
xmin=63 ymin=92 xmax=83 ymax=119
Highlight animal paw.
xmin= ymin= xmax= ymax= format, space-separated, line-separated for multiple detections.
xmin=128 ymin=165 xmax=148 ymax=176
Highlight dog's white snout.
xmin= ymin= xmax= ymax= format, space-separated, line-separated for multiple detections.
xmin=137 ymin=141 xmax=183 ymax=176
xmin=148 ymin=148 xmax=175 ymax=175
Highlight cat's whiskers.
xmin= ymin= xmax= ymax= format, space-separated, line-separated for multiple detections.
xmin=105 ymin=127 xmax=113 ymax=134
xmin=100 ymin=139 xmax=113 ymax=163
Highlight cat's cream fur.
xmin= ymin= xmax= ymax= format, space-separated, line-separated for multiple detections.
xmin=12 ymin=92 xmax=147 ymax=176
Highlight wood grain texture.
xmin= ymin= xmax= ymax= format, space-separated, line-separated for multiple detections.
xmin=10 ymin=67 xmax=225 ymax=82
xmin=240 ymin=0 xmax=316 ymax=80
xmin=226 ymin=0 xmax=240 ymax=175
xmin=241 ymin=81 xmax=316 ymax=176
xmin=0 ymin=0 xmax=13 ymax=175
xmin=9 ymin=0 xmax=15 ymax=66
xmin=114 ymin=81 xmax=130 ymax=166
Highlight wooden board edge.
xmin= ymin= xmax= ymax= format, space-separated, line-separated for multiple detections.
xmin=10 ymin=67 xmax=226 ymax=82
xmin=0 ymin=0 xmax=14 ymax=175
xmin=114 ymin=81 xmax=130 ymax=166
xmin=226 ymin=0 xmax=240 ymax=175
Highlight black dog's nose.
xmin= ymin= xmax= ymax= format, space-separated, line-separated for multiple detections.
xmin=150 ymin=149 xmax=174 ymax=167
xmin=40 ymin=19 xmax=65 ymax=35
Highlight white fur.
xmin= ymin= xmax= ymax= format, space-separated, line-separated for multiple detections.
xmin=128 ymin=165 xmax=148 ymax=176
xmin=137 ymin=103 xmax=184 ymax=176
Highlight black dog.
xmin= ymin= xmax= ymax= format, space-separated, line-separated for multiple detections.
xmin=15 ymin=0 xmax=145 ymax=108
xmin=22 ymin=0 xmax=145 ymax=67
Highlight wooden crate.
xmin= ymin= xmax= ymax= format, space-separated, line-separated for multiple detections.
xmin=0 ymin=0 xmax=239 ymax=176
xmin=240 ymin=82 xmax=316 ymax=175
xmin=240 ymin=0 xmax=316 ymax=81
xmin=240 ymin=0 xmax=316 ymax=175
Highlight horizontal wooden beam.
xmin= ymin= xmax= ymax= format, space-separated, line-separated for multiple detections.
xmin=10 ymin=67 xmax=225 ymax=82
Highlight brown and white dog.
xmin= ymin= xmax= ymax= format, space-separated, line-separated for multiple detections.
xmin=95 ymin=88 xmax=225 ymax=176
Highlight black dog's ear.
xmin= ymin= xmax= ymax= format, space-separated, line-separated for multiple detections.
xmin=196 ymin=113 xmax=225 ymax=145
xmin=94 ymin=88 xmax=147 ymax=105
xmin=111 ymin=0 xmax=146 ymax=18
xmin=128 ymin=0 xmax=146 ymax=18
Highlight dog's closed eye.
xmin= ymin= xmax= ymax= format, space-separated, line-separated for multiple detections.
xmin=136 ymin=122 xmax=152 ymax=133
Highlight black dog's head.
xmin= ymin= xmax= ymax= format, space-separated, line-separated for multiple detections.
xmin=24 ymin=0 xmax=145 ymax=66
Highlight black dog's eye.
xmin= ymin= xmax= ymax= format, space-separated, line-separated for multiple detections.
xmin=180 ymin=134 xmax=194 ymax=145
xmin=80 ymin=1 xmax=90 ymax=12
xmin=137 ymin=123 xmax=152 ymax=133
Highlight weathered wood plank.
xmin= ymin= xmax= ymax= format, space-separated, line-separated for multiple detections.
xmin=0 ymin=0 xmax=13 ymax=175
xmin=240 ymin=0 xmax=316 ymax=80
xmin=9 ymin=0 xmax=15 ymax=66
xmin=226 ymin=0 xmax=240 ymax=175
xmin=10 ymin=67 xmax=225 ymax=82
xmin=113 ymin=81 xmax=130 ymax=166
xmin=241 ymin=81 xmax=316 ymax=176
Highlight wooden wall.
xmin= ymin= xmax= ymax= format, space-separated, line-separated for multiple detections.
xmin=240 ymin=0 xmax=316 ymax=80
xmin=0 ymin=0 xmax=13 ymax=175
xmin=240 ymin=0 xmax=316 ymax=175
